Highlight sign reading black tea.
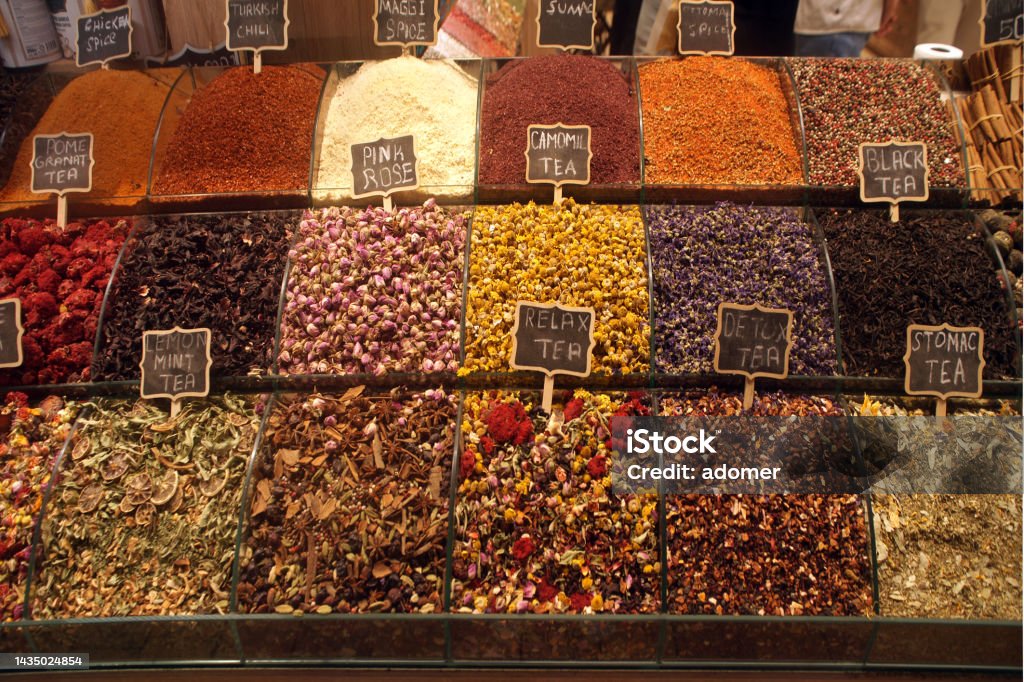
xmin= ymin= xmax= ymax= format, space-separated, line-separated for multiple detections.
xmin=858 ymin=141 xmax=929 ymax=202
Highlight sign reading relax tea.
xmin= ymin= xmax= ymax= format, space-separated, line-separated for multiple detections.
xmin=0 ymin=299 xmax=24 ymax=369
xmin=373 ymin=0 xmax=440 ymax=47
xmin=677 ymin=0 xmax=735 ymax=56
xmin=140 ymin=327 xmax=212 ymax=415
xmin=511 ymin=301 xmax=595 ymax=412
xmin=714 ymin=302 xmax=793 ymax=409
xmin=75 ymin=5 xmax=132 ymax=68
xmin=536 ymin=0 xmax=596 ymax=50
xmin=904 ymin=323 xmax=984 ymax=415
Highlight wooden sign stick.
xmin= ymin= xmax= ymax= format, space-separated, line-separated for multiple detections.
xmin=554 ymin=186 xmax=563 ymax=205
xmin=935 ymin=397 xmax=947 ymax=418
xmin=742 ymin=377 xmax=755 ymax=410
xmin=170 ymin=398 xmax=182 ymax=418
xmin=57 ymin=196 xmax=68 ymax=229
xmin=890 ymin=203 xmax=899 ymax=223
xmin=384 ymin=195 xmax=393 ymax=212
xmin=254 ymin=51 xmax=262 ymax=74
xmin=542 ymin=375 xmax=555 ymax=413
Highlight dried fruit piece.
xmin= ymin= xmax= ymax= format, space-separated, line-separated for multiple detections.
xmin=76 ymin=484 xmax=103 ymax=514
xmin=101 ymin=453 xmax=129 ymax=481
xmin=124 ymin=472 xmax=152 ymax=505
xmin=150 ymin=470 xmax=179 ymax=505
xmin=199 ymin=471 xmax=227 ymax=497
xmin=135 ymin=502 xmax=157 ymax=526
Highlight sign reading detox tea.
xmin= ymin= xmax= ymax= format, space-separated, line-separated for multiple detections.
xmin=139 ymin=327 xmax=212 ymax=401
xmin=677 ymin=0 xmax=735 ymax=56
xmin=225 ymin=0 xmax=289 ymax=52
xmin=511 ymin=302 xmax=595 ymax=377
xmin=0 ymin=299 xmax=23 ymax=369
xmin=981 ymin=0 xmax=1022 ymax=46
xmin=525 ymin=124 xmax=592 ymax=185
xmin=857 ymin=141 xmax=929 ymax=202
xmin=714 ymin=303 xmax=793 ymax=378
xmin=904 ymin=324 xmax=985 ymax=398
xmin=537 ymin=0 xmax=596 ymax=50
xmin=373 ymin=0 xmax=440 ymax=46
xmin=350 ymin=135 xmax=419 ymax=199
xmin=30 ymin=133 xmax=94 ymax=195
xmin=75 ymin=6 xmax=132 ymax=67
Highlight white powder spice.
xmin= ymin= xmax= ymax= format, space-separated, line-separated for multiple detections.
xmin=314 ymin=56 xmax=479 ymax=201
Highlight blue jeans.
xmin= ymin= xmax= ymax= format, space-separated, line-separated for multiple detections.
xmin=795 ymin=32 xmax=871 ymax=57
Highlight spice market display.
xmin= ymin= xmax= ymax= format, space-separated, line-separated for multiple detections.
xmin=0 ymin=3 xmax=1019 ymax=669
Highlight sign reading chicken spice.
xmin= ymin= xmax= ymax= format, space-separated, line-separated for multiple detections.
xmin=30 ymin=132 xmax=94 ymax=228
xmin=0 ymin=298 xmax=23 ymax=368
xmin=713 ymin=302 xmax=793 ymax=409
xmin=981 ymin=0 xmax=1023 ymax=46
xmin=904 ymin=324 xmax=985 ymax=416
xmin=511 ymin=301 xmax=595 ymax=412
xmin=536 ymin=0 xmax=596 ymax=50
xmin=350 ymin=135 xmax=419 ymax=211
xmin=373 ymin=0 xmax=440 ymax=47
xmin=525 ymin=123 xmax=592 ymax=204
xmin=139 ymin=327 xmax=212 ymax=416
xmin=225 ymin=0 xmax=289 ymax=74
xmin=857 ymin=141 xmax=929 ymax=222
xmin=677 ymin=0 xmax=735 ymax=56
xmin=75 ymin=6 xmax=132 ymax=68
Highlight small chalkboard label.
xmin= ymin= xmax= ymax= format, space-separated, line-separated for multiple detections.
xmin=75 ymin=6 xmax=132 ymax=68
xmin=980 ymin=0 xmax=1022 ymax=46
xmin=373 ymin=0 xmax=440 ymax=47
xmin=904 ymin=324 xmax=985 ymax=399
xmin=858 ymin=141 xmax=930 ymax=204
xmin=30 ymin=133 xmax=94 ymax=196
xmin=225 ymin=0 xmax=289 ymax=52
xmin=677 ymin=0 xmax=735 ymax=56
xmin=714 ymin=303 xmax=793 ymax=379
xmin=350 ymin=135 xmax=419 ymax=200
xmin=536 ymin=0 xmax=596 ymax=50
xmin=511 ymin=301 xmax=595 ymax=377
xmin=0 ymin=299 xmax=24 ymax=369
xmin=525 ymin=124 xmax=592 ymax=186
xmin=139 ymin=327 xmax=212 ymax=402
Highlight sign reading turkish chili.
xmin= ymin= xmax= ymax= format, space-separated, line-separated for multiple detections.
xmin=350 ymin=135 xmax=419 ymax=199
xmin=857 ymin=141 xmax=930 ymax=203
xmin=0 ymin=299 xmax=24 ymax=369
xmin=511 ymin=301 xmax=596 ymax=377
xmin=904 ymin=324 xmax=985 ymax=399
xmin=75 ymin=6 xmax=132 ymax=68
xmin=373 ymin=0 xmax=440 ymax=47
xmin=677 ymin=0 xmax=735 ymax=56
xmin=536 ymin=0 xmax=596 ymax=50
xmin=30 ymin=133 xmax=94 ymax=196
xmin=139 ymin=327 xmax=212 ymax=401
xmin=525 ymin=124 xmax=592 ymax=186
xmin=713 ymin=303 xmax=793 ymax=379
xmin=225 ymin=0 xmax=289 ymax=52
xmin=980 ymin=0 xmax=1023 ymax=46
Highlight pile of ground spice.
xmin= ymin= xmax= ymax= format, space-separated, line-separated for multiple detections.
xmin=478 ymin=55 xmax=640 ymax=186
xmin=639 ymin=57 xmax=802 ymax=186
xmin=0 ymin=70 xmax=179 ymax=207
xmin=152 ymin=65 xmax=324 ymax=196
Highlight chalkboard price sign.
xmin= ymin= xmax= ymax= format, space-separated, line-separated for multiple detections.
xmin=511 ymin=301 xmax=596 ymax=412
xmin=75 ymin=6 xmax=133 ymax=68
xmin=350 ymin=135 xmax=419 ymax=208
xmin=536 ymin=0 xmax=596 ymax=50
xmin=225 ymin=0 xmax=289 ymax=70
xmin=139 ymin=327 xmax=212 ymax=414
xmin=904 ymin=324 xmax=984 ymax=414
xmin=677 ymin=0 xmax=735 ymax=56
xmin=857 ymin=141 xmax=929 ymax=221
xmin=714 ymin=302 xmax=793 ymax=409
xmin=373 ymin=0 xmax=440 ymax=47
xmin=30 ymin=133 xmax=94 ymax=197
xmin=980 ymin=0 xmax=1023 ymax=46
xmin=0 ymin=299 xmax=24 ymax=369
xmin=525 ymin=124 xmax=592 ymax=186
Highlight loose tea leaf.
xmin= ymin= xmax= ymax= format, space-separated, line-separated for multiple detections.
xmin=93 ymin=212 xmax=294 ymax=380
xmin=32 ymin=394 xmax=257 ymax=618
xmin=452 ymin=391 xmax=659 ymax=614
xmin=237 ymin=388 xmax=455 ymax=614
xmin=0 ymin=392 xmax=77 ymax=622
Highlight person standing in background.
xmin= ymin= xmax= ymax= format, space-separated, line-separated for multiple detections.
xmin=794 ymin=0 xmax=901 ymax=56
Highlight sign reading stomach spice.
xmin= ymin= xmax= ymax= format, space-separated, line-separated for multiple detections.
xmin=75 ymin=6 xmax=132 ymax=68
xmin=350 ymin=135 xmax=419 ymax=211
xmin=714 ymin=302 xmax=793 ymax=410
xmin=857 ymin=141 xmax=929 ymax=222
xmin=525 ymin=123 xmax=592 ymax=204
xmin=225 ymin=0 xmax=289 ymax=74
xmin=536 ymin=0 xmax=596 ymax=50
xmin=373 ymin=0 xmax=440 ymax=47
xmin=0 ymin=299 xmax=24 ymax=369
xmin=139 ymin=327 xmax=212 ymax=416
xmin=677 ymin=0 xmax=735 ymax=56
xmin=904 ymin=323 xmax=984 ymax=416
xmin=30 ymin=132 xmax=94 ymax=228
xmin=511 ymin=301 xmax=596 ymax=413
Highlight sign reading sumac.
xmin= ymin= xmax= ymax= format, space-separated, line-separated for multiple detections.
xmin=904 ymin=324 xmax=985 ymax=399
xmin=76 ymin=6 xmax=132 ymax=67
xmin=677 ymin=0 xmax=735 ymax=56
xmin=537 ymin=0 xmax=596 ymax=50
xmin=858 ymin=141 xmax=929 ymax=203
xmin=225 ymin=0 xmax=289 ymax=52
xmin=30 ymin=133 xmax=94 ymax=196
xmin=139 ymin=327 xmax=212 ymax=401
xmin=0 ymin=299 xmax=24 ymax=369
xmin=511 ymin=301 xmax=595 ymax=377
xmin=525 ymin=124 xmax=592 ymax=186
xmin=350 ymin=135 xmax=419 ymax=199
xmin=714 ymin=303 xmax=793 ymax=379
xmin=373 ymin=0 xmax=440 ymax=47
xmin=981 ymin=0 xmax=1023 ymax=46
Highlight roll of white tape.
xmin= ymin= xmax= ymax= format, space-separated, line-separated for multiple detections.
xmin=913 ymin=43 xmax=964 ymax=61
